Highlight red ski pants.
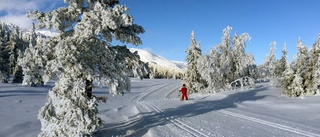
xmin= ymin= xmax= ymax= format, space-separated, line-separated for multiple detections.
xmin=181 ymin=93 xmax=188 ymax=101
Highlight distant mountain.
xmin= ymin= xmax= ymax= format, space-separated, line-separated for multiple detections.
xmin=172 ymin=61 xmax=187 ymax=70
xmin=0 ymin=22 xmax=58 ymax=39
xmin=129 ymin=48 xmax=187 ymax=71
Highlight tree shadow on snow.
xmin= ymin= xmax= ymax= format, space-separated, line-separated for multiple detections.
xmin=0 ymin=85 xmax=52 ymax=98
xmin=95 ymin=111 xmax=167 ymax=137
xmin=165 ymin=86 xmax=269 ymax=119
xmin=95 ymin=85 xmax=269 ymax=137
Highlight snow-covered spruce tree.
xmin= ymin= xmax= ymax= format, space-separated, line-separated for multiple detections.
xmin=313 ymin=57 xmax=320 ymax=95
xmin=255 ymin=65 xmax=264 ymax=80
xmin=197 ymin=26 xmax=255 ymax=92
xmin=197 ymin=27 xmax=233 ymax=93
xmin=281 ymin=58 xmax=295 ymax=96
xmin=215 ymin=26 xmax=234 ymax=85
xmin=197 ymin=51 xmax=220 ymax=93
xmin=7 ymin=26 xmax=26 ymax=78
xmin=184 ymin=31 xmax=207 ymax=93
xmin=12 ymin=50 xmax=23 ymax=83
xmin=0 ymin=22 xmax=29 ymax=83
xmin=309 ymin=34 xmax=320 ymax=95
xmin=27 ymin=0 xmax=146 ymax=136
xmin=263 ymin=41 xmax=277 ymax=79
xmin=0 ymin=23 xmax=10 ymax=83
xmin=283 ymin=36 xmax=320 ymax=97
xmin=289 ymin=72 xmax=305 ymax=97
xmin=290 ymin=38 xmax=310 ymax=97
xmin=18 ymin=23 xmax=44 ymax=86
xmin=232 ymin=32 xmax=255 ymax=80
xmin=272 ymin=43 xmax=288 ymax=87
xmin=275 ymin=43 xmax=288 ymax=77
xmin=311 ymin=35 xmax=320 ymax=94
xmin=18 ymin=37 xmax=44 ymax=86
xmin=7 ymin=27 xmax=18 ymax=74
xmin=224 ymin=29 xmax=255 ymax=90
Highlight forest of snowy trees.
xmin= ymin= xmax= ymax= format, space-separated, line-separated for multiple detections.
xmin=0 ymin=22 xmax=30 ymax=83
xmin=262 ymin=36 xmax=320 ymax=97
xmin=184 ymin=27 xmax=256 ymax=94
xmin=148 ymin=63 xmax=184 ymax=79
xmin=183 ymin=26 xmax=320 ymax=97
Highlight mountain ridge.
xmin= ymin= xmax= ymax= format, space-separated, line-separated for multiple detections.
xmin=129 ymin=48 xmax=187 ymax=71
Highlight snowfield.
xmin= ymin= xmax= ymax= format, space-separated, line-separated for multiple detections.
xmin=1 ymin=78 xmax=320 ymax=137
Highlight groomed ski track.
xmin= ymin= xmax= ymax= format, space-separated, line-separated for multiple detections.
xmin=96 ymin=79 xmax=320 ymax=137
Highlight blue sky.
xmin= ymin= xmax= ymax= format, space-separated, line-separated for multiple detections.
xmin=1 ymin=0 xmax=320 ymax=65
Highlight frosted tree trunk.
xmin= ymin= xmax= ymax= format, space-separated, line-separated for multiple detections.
xmin=39 ymin=73 xmax=103 ymax=137
xmin=86 ymin=79 xmax=93 ymax=98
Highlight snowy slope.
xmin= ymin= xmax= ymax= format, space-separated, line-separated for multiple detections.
xmin=129 ymin=48 xmax=187 ymax=70
xmin=36 ymin=30 xmax=59 ymax=37
xmin=1 ymin=80 xmax=320 ymax=137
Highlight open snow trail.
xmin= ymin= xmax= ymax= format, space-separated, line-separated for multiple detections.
xmin=96 ymin=79 xmax=320 ymax=137
xmin=137 ymin=84 xmax=168 ymax=102
xmin=134 ymin=80 xmax=211 ymax=136
xmin=143 ymin=102 xmax=211 ymax=137
xmin=217 ymin=110 xmax=320 ymax=137
xmin=165 ymin=85 xmax=181 ymax=99
xmin=3 ymin=79 xmax=319 ymax=137
xmin=96 ymin=79 xmax=213 ymax=137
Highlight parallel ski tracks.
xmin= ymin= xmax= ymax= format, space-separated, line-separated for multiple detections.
xmin=135 ymin=82 xmax=210 ymax=137
xmin=137 ymin=83 xmax=320 ymax=137
xmin=143 ymin=102 xmax=210 ymax=137
xmin=138 ymin=84 xmax=168 ymax=102
xmin=109 ymin=81 xmax=320 ymax=137
xmin=165 ymin=86 xmax=180 ymax=99
xmin=218 ymin=110 xmax=320 ymax=137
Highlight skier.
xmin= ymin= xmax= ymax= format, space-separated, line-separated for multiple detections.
xmin=179 ymin=84 xmax=188 ymax=101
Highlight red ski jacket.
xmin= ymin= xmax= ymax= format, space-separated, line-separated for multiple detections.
xmin=179 ymin=87 xmax=187 ymax=94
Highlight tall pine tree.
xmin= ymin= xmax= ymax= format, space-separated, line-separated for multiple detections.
xmin=197 ymin=26 xmax=255 ymax=92
xmin=0 ymin=23 xmax=10 ymax=83
xmin=25 ymin=0 xmax=147 ymax=136
xmin=285 ymin=38 xmax=310 ymax=97
xmin=309 ymin=34 xmax=320 ymax=95
xmin=263 ymin=41 xmax=277 ymax=79
xmin=18 ymin=23 xmax=44 ymax=86
xmin=184 ymin=31 xmax=206 ymax=93
xmin=275 ymin=43 xmax=288 ymax=77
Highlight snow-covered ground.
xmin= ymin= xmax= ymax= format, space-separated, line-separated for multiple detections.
xmin=1 ymin=79 xmax=320 ymax=137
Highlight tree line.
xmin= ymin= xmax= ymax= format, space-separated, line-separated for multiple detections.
xmin=183 ymin=26 xmax=320 ymax=97
xmin=0 ymin=22 xmax=30 ymax=83
xmin=183 ymin=27 xmax=256 ymax=94
xmin=262 ymin=36 xmax=320 ymax=97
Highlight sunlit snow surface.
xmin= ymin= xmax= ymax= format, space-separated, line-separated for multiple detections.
xmin=1 ymin=79 xmax=320 ymax=137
